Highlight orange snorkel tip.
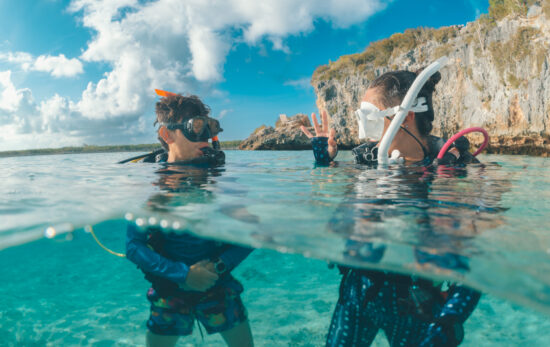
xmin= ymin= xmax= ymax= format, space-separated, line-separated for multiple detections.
xmin=154 ymin=89 xmax=178 ymax=97
xmin=212 ymin=136 xmax=220 ymax=150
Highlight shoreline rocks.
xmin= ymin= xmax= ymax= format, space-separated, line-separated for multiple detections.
xmin=239 ymin=114 xmax=314 ymax=150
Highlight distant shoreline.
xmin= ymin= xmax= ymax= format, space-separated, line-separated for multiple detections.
xmin=0 ymin=141 xmax=242 ymax=158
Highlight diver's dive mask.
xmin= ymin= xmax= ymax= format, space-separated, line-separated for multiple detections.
xmin=355 ymin=97 xmax=428 ymax=141
xmin=161 ymin=116 xmax=223 ymax=142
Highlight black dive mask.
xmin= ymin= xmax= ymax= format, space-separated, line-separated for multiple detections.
xmin=162 ymin=116 xmax=223 ymax=142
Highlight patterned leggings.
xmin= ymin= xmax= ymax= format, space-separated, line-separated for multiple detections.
xmin=326 ymin=270 xmax=466 ymax=347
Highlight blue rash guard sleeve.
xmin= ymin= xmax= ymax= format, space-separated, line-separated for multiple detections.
xmin=420 ymin=284 xmax=481 ymax=346
xmin=438 ymin=284 xmax=481 ymax=324
xmin=312 ymin=137 xmax=333 ymax=165
xmin=125 ymin=222 xmax=190 ymax=284
xmin=219 ymin=246 xmax=253 ymax=272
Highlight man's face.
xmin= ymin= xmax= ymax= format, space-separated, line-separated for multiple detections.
xmin=170 ymin=127 xmax=209 ymax=159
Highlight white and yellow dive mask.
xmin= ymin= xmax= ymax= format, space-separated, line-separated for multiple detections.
xmin=354 ymin=97 xmax=428 ymax=141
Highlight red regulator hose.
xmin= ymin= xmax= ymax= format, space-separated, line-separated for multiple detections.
xmin=437 ymin=127 xmax=489 ymax=160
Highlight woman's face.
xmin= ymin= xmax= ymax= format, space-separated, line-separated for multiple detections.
xmin=362 ymin=87 xmax=385 ymax=110
xmin=362 ymin=87 xmax=394 ymax=139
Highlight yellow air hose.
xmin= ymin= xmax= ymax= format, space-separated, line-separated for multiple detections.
xmin=88 ymin=225 xmax=126 ymax=258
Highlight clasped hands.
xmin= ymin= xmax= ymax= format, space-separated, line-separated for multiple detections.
xmin=179 ymin=260 xmax=218 ymax=292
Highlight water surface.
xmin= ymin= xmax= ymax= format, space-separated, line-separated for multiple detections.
xmin=1 ymin=151 xmax=549 ymax=345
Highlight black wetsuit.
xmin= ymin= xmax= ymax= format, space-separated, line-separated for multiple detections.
xmin=312 ymin=136 xmax=481 ymax=347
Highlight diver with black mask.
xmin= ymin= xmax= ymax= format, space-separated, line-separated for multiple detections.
xmin=125 ymin=92 xmax=254 ymax=347
xmin=119 ymin=90 xmax=225 ymax=167
xmin=301 ymin=61 xmax=482 ymax=346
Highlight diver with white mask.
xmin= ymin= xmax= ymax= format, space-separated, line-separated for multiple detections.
xmin=302 ymin=57 xmax=477 ymax=168
xmin=301 ymin=62 xmax=482 ymax=346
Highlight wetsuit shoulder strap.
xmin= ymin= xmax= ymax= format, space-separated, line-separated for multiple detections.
xmin=400 ymin=126 xmax=429 ymax=158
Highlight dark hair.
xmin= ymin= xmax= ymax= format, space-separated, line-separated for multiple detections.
xmin=154 ymin=94 xmax=211 ymax=149
xmin=368 ymin=68 xmax=441 ymax=136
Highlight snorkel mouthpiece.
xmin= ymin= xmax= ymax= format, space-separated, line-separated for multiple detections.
xmin=377 ymin=56 xmax=448 ymax=166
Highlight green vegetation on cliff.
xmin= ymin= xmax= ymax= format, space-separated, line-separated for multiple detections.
xmin=488 ymin=0 xmax=538 ymax=20
xmin=488 ymin=26 xmax=544 ymax=86
xmin=313 ymin=26 xmax=460 ymax=82
xmin=312 ymin=0 xmax=547 ymax=83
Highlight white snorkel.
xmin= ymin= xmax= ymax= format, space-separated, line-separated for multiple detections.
xmin=377 ymin=56 xmax=448 ymax=166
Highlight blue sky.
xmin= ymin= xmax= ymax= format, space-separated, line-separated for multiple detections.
xmin=0 ymin=0 xmax=489 ymax=150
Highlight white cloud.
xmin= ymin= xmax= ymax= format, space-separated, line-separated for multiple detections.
xmin=0 ymin=70 xmax=156 ymax=150
xmin=0 ymin=70 xmax=25 ymax=113
xmin=33 ymin=54 xmax=84 ymax=78
xmin=65 ymin=0 xmax=385 ymax=118
xmin=0 ymin=52 xmax=33 ymax=71
xmin=188 ymin=26 xmax=231 ymax=81
xmin=216 ymin=109 xmax=233 ymax=120
xmin=0 ymin=52 xmax=83 ymax=77
xmin=1 ymin=0 xmax=387 ymax=150
xmin=0 ymin=70 xmax=40 ymax=135
xmin=284 ymin=77 xmax=312 ymax=90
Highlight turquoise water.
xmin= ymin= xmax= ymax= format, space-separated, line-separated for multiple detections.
xmin=1 ymin=151 xmax=549 ymax=346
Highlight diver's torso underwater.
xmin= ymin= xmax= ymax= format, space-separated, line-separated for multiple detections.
xmin=302 ymin=58 xmax=489 ymax=347
xmin=123 ymin=91 xmax=254 ymax=347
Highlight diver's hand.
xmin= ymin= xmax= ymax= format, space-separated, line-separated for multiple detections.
xmin=202 ymin=261 xmax=216 ymax=273
xmin=420 ymin=321 xmax=463 ymax=347
xmin=301 ymin=110 xmax=338 ymax=159
xmin=184 ymin=260 xmax=219 ymax=291
xmin=432 ymin=149 xmax=459 ymax=167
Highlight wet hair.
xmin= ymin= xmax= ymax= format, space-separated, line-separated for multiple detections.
xmin=368 ymin=68 xmax=441 ymax=136
xmin=154 ymin=94 xmax=211 ymax=149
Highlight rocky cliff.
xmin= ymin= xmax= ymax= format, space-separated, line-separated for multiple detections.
xmin=239 ymin=114 xmax=312 ymax=150
xmin=311 ymin=1 xmax=550 ymax=156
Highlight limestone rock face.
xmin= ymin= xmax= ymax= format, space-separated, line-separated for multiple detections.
xmin=311 ymin=4 xmax=550 ymax=155
xmin=239 ymin=114 xmax=313 ymax=150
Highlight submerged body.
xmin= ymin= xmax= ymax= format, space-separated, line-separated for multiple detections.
xmin=126 ymin=220 xmax=252 ymax=337
xmin=303 ymin=66 xmax=483 ymax=346
xmin=125 ymin=93 xmax=254 ymax=347
xmin=327 ymin=269 xmax=479 ymax=347
xmin=315 ymin=136 xmax=481 ymax=347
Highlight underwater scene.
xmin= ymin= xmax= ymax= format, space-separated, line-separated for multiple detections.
xmin=1 ymin=150 xmax=550 ymax=346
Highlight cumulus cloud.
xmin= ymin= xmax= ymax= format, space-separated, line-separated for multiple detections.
xmin=66 ymin=0 xmax=385 ymax=117
xmin=2 ymin=0 xmax=386 ymax=150
xmin=0 ymin=52 xmax=83 ymax=78
xmin=0 ymin=70 xmax=154 ymax=150
xmin=33 ymin=54 xmax=84 ymax=78
xmin=0 ymin=70 xmax=25 ymax=113
xmin=0 ymin=71 xmax=37 ymax=127
xmin=0 ymin=52 xmax=33 ymax=70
